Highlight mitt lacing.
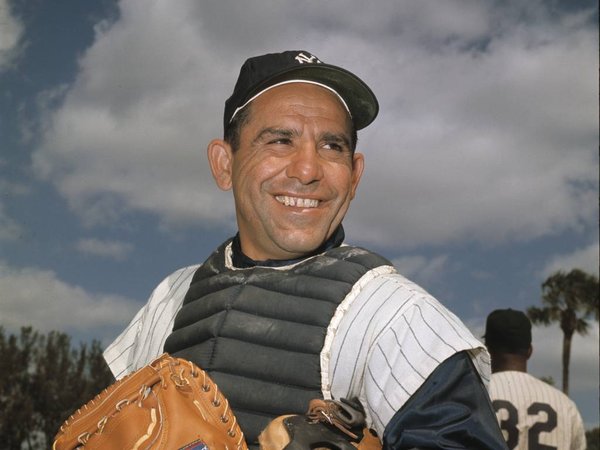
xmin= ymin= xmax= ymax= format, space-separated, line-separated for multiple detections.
xmin=306 ymin=399 xmax=361 ymax=440
xmin=174 ymin=359 xmax=246 ymax=449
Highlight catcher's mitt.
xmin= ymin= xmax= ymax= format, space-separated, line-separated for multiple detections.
xmin=258 ymin=398 xmax=381 ymax=450
xmin=53 ymin=353 xmax=247 ymax=450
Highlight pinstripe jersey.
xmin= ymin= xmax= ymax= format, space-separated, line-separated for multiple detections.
xmin=104 ymin=246 xmax=490 ymax=438
xmin=489 ymin=371 xmax=586 ymax=450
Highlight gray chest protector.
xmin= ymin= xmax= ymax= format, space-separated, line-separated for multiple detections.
xmin=164 ymin=240 xmax=391 ymax=445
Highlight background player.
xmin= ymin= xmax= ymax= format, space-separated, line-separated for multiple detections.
xmin=485 ymin=308 xmax=586 ymax=450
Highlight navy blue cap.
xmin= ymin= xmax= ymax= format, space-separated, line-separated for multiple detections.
xmin=484 ymin=309 xmax=532 ymax=353
xmin=224 ymin=50 xmax=379 ymax=132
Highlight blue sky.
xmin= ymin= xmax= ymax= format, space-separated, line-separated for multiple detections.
xmin=1 ymin=0 xmax=598 ymax=428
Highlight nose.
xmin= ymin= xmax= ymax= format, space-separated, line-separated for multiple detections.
xmin=286 ymin=143 xmax=324 ymax=184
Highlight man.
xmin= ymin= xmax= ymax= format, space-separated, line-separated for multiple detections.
xmin=484 ymin=309 xmax=586 ymax=450
xmin=104 ymin=50 xmax=507 ymax=449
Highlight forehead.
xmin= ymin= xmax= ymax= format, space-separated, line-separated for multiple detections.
xmin=248 ymin=82 xmax=352 ymax=126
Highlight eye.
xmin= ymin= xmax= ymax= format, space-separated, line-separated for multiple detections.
xmin=268 ymin=138 xmax=292 ymax=146
xmin=322 ymin=141 xmax=344 ymax=152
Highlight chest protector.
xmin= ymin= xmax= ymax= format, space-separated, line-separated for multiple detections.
xmin=164 ymin=240 xmax=391 ymax=445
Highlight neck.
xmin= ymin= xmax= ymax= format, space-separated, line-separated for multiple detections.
xmin=490 ymin=352 xmax=528 ymax=374
xmin=231 ymin=225 xmax=345 ymax=268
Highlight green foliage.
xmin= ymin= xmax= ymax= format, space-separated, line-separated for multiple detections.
xmin=539 ymin=375 xmax=555 ymax=386
xmin=527 ymin=269 xmax=599 ymax=395
xmin=528 ymin=268 xmax=599 ymax=335
xmin=587 ymin=427 xmax=599 ymax=450
xmin=0 ymin=326 xmax=115 ymax=450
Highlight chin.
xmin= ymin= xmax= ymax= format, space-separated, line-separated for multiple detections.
xmin=278 ymin=234 xmax=328 ymax=257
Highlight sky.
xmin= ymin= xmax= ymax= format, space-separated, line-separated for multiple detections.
xmin=1 ymin=0 xmax=598 ymax=428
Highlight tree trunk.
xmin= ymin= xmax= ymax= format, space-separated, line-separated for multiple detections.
xmin=560 ymin=309 xmax=576 ymax=396
xmin=562 ymin=331 xmax=572 ymax=395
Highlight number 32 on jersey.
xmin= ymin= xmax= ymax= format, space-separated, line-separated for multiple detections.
xmin=493 ymin=400 xmax=557 ymax=450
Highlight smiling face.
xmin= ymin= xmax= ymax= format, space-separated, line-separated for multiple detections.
xmin=208 ymin=82 xmax=365 ymax=261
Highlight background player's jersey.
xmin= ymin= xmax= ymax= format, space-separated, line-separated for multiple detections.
xmin=489 ymin=371 xmax=586 ymax=450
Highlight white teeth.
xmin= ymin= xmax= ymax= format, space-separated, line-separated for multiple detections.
xmin=275 ymin=196 xmax=319 ymax=208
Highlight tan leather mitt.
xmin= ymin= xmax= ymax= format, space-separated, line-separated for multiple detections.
xmin=53 ymin=353 xmax=248 ymax=450
xmin=258 ymin=398 xmax=381 ymax=450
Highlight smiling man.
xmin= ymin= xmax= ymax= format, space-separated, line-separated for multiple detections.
xmin=208 ymin=81 xmax=363 ymax=262
xmin=104 ymin=50 xmax=508 ymax=449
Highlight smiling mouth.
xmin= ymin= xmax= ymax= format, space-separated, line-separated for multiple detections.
xmin=275 ymin=195 xmax=320 ymax=208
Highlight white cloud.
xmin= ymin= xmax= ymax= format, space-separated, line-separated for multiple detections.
xmin=31 ymin=0 xmax=598 ymax=251
xmin=75 ymin=238 xmax=133 ymax=260
xmin=32 ymin=0 xmax=234 ymax=229
xmin=348 ymin=6 xmax=598 ymax=249
xmin=542 ymin=241 xmax=600 ymax=277
xmin=0 ymin=261 xmax=140 ymax=343
xmin=0 ymin=0 xmax=24 ymax=71
xmin=528 ymin=323 xmax=599 ymax=393
xmin=391 ymin=254 xmax=449 ymax=286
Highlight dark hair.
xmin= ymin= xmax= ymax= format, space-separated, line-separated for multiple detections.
xmin=224 ymin=103 xmax=358 ymax=154
xmin=224 ymin=104 xmax=253 ymax=152
xmin=486 ymin=341 xmax=530 ymax=357
xmin=349 ymin=123 xmax=358 ymax=154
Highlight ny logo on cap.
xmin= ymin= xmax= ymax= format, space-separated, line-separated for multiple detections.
xmin=295 ymin=52 xmax=322 ymax=64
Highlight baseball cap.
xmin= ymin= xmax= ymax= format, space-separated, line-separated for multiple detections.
xmin=223 ymin=50 xmax=379 ymax=132
xmin=484 ymin=309 xmax=532 ymax=354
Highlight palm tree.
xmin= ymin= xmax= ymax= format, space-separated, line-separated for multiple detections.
xmin=527 ymin=269 xmax=599 ymax=395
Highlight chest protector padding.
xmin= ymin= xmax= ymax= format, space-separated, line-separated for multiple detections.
xmin=164 ymin=241 xmax=391 ymax=445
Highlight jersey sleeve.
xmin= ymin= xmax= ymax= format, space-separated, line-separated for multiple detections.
xmin=102 ymin=265 xmax=199 ymax=379
xmin=325 ymin=270 xmax=491 ymax=438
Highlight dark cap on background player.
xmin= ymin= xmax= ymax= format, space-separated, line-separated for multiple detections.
xmin=484 ymin=308 xmax=532 ymax=355
xmin=223 ymin=50 xmax=379 ymax=132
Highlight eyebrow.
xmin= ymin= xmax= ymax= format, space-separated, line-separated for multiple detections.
xmin=252 ymin=127 xmax=297 ymax=145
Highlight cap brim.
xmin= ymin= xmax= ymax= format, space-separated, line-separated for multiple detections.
xmin=243 ymin=63 xmax=379 ymax=130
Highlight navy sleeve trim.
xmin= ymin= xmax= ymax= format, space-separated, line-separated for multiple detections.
xmin=382 ymin=351 xmax=508 ymax=450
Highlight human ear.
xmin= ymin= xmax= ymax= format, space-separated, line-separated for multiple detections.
xmin=349 ymin=152 xmax=365 ymax=199
xmin=207 ymin=139 xmax=233 ymax=191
